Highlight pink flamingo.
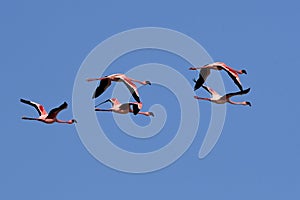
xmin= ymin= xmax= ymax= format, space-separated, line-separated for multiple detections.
xmin=190 ymin=62 xmax=247 ymax=91
xmin=95 ymin=98 xmax=154 ymax=117
xmin=20 ymin=99 xmax=77 ymax=124
xmin=194 ymin=85 xmax=251 ymax=106
xmin=86 ymin=73 xmax=151 ymax=102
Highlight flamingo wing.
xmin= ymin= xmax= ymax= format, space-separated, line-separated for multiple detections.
xmin=120 ymin=77 xmax=141 ymax=103
xmin=219 ymin=65 xmax=243 ymax=91
xmin=46 ymin=102 xmax=68 ymax=119
xmin=202 ymin=85 xmax=220 ymax=97
xmin=129 ymin=103 xmax=142 ymax=115
xmin=20 ymin=99 xmax=47 ymax=116
xmin=92 ymin=78 xmax=111 ymax=99
xmin=225 ymin=88 xmax=250 ymax=99
xmin=193 ymin=68 xmax=210 ymax=91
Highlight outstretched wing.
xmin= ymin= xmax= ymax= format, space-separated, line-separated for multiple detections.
xmin=92 ymin=78 xmax=111 ymax=99
xmin=120 ymin=77 xmax=141 ymax=103
xmin=199 ymin=68 xmax=210 ymax=82
xmin=225 ymin=88 xmax=250 ymax=98
xmin=46 ymin=102 xmax=68 ymax=119
xmin=219 ymin=65 xmax=243 ymax=91
xmin=193 ymin=68 xmax=210 ymax=91
xmin=130 ymin=102 xmax=142 ymax=115
xmin=202 ymin=85 xmax=220 ymax=97
xmin=20 ymin=99 xmax=47 ymax=116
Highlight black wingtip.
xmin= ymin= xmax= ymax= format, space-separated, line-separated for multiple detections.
xmin=194 ymin=85 xmax=201 ymax=91
xmin=243 ymin=88 xmax=250 ymax=93
xmin=92 ymin=92 xmax=98 ymax=99
xmin=132 ymin=104 xmax=140 ymax=115
xmin=20 ymin=98 xmax=29 ymax=103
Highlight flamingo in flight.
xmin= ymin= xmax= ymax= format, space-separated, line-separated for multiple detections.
xmin=188 ymin=67 xmax=211 ymax=91
xmin=194 ymin=85 xmax=251 ymax=106
xmin=20 ymin=99 xmax=77 ymax=124
xmin=95 ymin=98 xmax=154 ymax=117
xmin=86 ymin=73 xmax=151 ymax=103
xmin=190 ymin=62 xmax=247 ymax=91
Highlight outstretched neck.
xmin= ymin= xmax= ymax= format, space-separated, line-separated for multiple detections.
xmin=130 ymin=79 xmax=150 ymax=85
xmin=228 ymin=100 xmax=247 ymax=106
xmin=138 ymin=111 xmax=154 ymax=117
xmin=56 ymin=119 xmax=75 ymax=124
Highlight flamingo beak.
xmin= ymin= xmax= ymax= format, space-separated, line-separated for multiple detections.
xmin=72 ymin=119 xmax=78 ymax=123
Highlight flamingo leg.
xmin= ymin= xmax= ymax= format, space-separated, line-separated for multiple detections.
xmin=86 ymin=77 xmax=106 ymax=82
xmin=94 ymin=108 xmax=113 ymax=112
xmin=194 ymin=96 xmax=211 ymax=101
xmin=22 ymin=116 xmax=41 ymax=121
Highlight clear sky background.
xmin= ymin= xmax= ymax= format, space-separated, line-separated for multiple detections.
xmin=1 ymin=0 xmax=299 ymax=199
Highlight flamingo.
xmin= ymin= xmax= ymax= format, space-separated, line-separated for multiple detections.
xmin=190 ymin=62 xmax=247 ymax=91
xmin=194 ymin=85 xmax=251 ymax=106
xmin=86 ymin=73 xmax=151 ymax=103
xmin=95 ymin=98 xmax=154 ymax=117
xmin=20 ymin=99 xmax=77 ymax=124
xmin=188 ymin=67 xmax=210 ymax=91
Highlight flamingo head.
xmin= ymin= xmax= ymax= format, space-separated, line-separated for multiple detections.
xmin=245 ymin=101 xmax=251 ymax=106
xmin=145 ymin=81 xmax=151 ymax=85
xmin=148 ymin=112 xmax=154 ymax=117
xmin=241 ymin=69 xmax=247 ymax=74
xmin=69 ymin=119 xmax=77 ymax=124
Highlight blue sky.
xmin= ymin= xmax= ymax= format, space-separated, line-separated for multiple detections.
xmin=1 ymin=0 xmax=300 ymax=199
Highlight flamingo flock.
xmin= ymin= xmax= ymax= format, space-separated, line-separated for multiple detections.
xmin=21 ymin=62 xmax=251 ymax=125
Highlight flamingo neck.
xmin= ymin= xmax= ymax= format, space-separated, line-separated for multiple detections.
xmin=228 ymin=100 xmax=247 ymax=105
xmin=237 ymin=70 xmax=244 ymax=74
